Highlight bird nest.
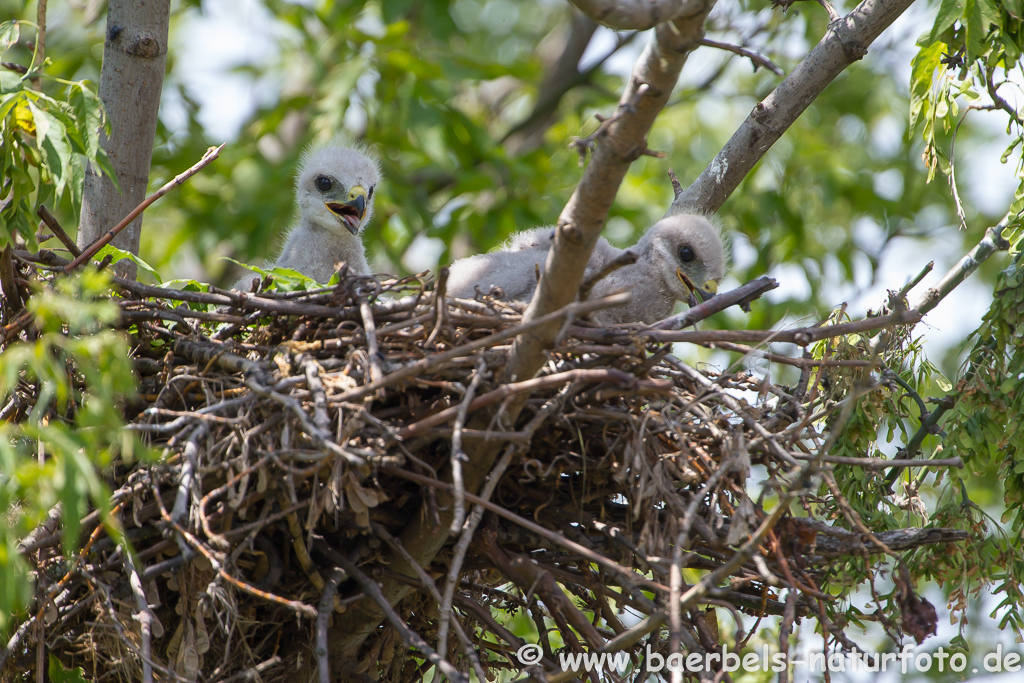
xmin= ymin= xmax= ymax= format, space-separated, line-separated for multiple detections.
xmin=3 ymin=265 xmax=967 ymax=682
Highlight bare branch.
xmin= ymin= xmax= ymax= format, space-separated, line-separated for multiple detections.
xmin=36 ymin=206 xmax=82 ymax=257
xmin=503 ymin=11 xmax=599 ymax=154
xmin=568 ymin=0 xmax=704 ymax=29
xmin=698 ymin=37 xmax=784 ymax=75
xmin=911 ymin=214 xmax=1012 ymax=315
xmin=650 ymin=275 xmax=778 ymax=330
xmin=671 ymin=0 xmax=917 ymax=214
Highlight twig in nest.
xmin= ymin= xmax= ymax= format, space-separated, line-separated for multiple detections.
xmin=153 ymin=483 xmax=318 ymax=618
xmin=122 ymin=550 xmax=158 ymax=683
xmin=438 ymin=381 xmax=578 ymax=655
xmin=699 ymin=37 xmax=784 ymax=75
xmin=244 ymin=376 xmax=367 ymax=468
xmin=397 ymin=367 xmax=671 ymax=438
xmin=359 ymin=296 xmax=384 ymax=390
xmin=317 ymin=568 xmax=346 ymax=683
xmin=332 ymin=291 xmax=631 ymax=405
xmin=371 ymin=524 xmax=488 ymax=683
xmin=303 ymin=359 xmax=331 ymax=432
xmin=570 ymin=83 xmax=650 ymax=164
xmin=450 ymin=356 xmax=487 ymax=534
xmin=425 ymin=266 xmax=448 ymax=347
xmin=333 ymin=554 xmax=467 ymax=683
xmin=649 ymin=275 xmax=779 ymax=330
xmin=170 ymin=424 xmax=207 ymax=558
xmin=65 ymin=144 xmax=225 ymax=273
xmin=383 ymin=467 xmax=653 ymax=588
xmin=578 ymin=250 xmax=638 ymax=301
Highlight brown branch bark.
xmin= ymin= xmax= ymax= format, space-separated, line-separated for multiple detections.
xmin=568 ymin=0 xmax=704 ymax=29
xmin=78 ymin=0 xmax=170 ymax=281
xmin=670 ymin=0 xmax=919 ymax=214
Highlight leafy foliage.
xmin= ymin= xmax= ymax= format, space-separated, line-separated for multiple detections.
xmin=0 ymin=20 xmax=114 ymax=251
xmin=0 ymin=271 xmax=148 ymax=633
xmin=911 ymin=0 xmax=1024 ymax=214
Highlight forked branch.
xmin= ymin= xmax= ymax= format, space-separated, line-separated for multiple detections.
xmin=671 ymin=0 xmax=918 ymax=215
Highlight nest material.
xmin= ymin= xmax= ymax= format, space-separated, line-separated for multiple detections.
xmin=4 ymin=267 xmax=967 ymax=682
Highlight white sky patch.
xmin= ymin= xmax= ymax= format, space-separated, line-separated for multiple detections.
xmin=164 ymin=0 xmax=280 ymax=142
xmin=403 ymin=234 xmax=449 ymax=274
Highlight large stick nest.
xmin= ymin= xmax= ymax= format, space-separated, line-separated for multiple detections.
xmin=3 ymin=265 xmax=967 ymax=682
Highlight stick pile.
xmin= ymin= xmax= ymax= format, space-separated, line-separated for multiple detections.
xmin=4 ymin=266 xmax=966 ymax=682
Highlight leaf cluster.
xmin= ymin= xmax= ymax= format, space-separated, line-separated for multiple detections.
xmin=0 ymin=271 xmax=149 ymax=635
xmin=0 ymin=20 xmax=114 ymax=251
xmin=911 ymin=0 xmax=1024 ymax=211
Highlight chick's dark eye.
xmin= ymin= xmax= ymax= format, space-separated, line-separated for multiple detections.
xmin=367 ymin=185 xmax=374 ymax=200
xmin=315 ymin=175 xmax=333 ymax=192
xmin=678 ymin=246 xmax=695 ymax=263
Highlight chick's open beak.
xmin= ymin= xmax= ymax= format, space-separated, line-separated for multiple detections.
xmin=325 ymin=186 xmax=369 ymax=235
xmin=678 ymin=268 xmax=719 ymax=307
xmin=677 ymin=267 xmax=700 ymax=307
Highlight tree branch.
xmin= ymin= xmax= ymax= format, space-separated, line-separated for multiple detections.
xmin=698 ymin=37 xmax=784 ymax=75
xmin=507 ymin=0 xmax=717 ymax=386
xmin=910 ymin=214 xmax=1012 ymax=316
xmin=568 ymin=0 xmax=704 ymax=29
xmin=503 ymin=10 xmax=600 ymax=154
xmin=671 ymin=0 xmax=918 ymax=214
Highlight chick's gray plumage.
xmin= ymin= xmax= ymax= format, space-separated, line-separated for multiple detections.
xmin=446 ymin=214 xmax=725 ymax=325
xmin=235 ymin=141 xmax=381 ymax=289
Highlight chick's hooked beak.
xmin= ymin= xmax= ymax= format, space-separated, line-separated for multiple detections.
xmin=325 ymin=186 xmax=369 ymax=235
xmin=677 ymin=268 xmax=718 ymax=307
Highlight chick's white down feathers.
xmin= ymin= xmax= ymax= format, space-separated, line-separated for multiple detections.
xmin=446 ymin=214 xmax=726 ymax=325
xmin=235 ymin=141 xmax=381 ymax=289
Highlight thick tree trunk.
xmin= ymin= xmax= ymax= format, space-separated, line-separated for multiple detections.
xmin=78 ymin=0 xmax=169 ymax=280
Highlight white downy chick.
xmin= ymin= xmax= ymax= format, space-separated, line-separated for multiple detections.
xmin=235 ymin=140 xmax=380 ymax=289
xmin=446 ymin=214 xmax=725 ymax=325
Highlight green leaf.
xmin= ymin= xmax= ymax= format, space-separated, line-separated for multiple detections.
xmin=0 ymin=89 xmax=23 ymax=121
xmin=928 ymin=0 xmax=966 ymax=44
xmin=977 ymin=0 xmax=1004 ymax=29
xmin=910 ymin=42 xmax=946 ymax=132
xmin=48 ymin=656 xmax=89 ymax=683
xmin=96 ymin=245 xmax=164 ymax=282
xmin=68 ymin=83 xmax=103 ymax=159
xmin=0 ymin=20 xmax=19 ymax=54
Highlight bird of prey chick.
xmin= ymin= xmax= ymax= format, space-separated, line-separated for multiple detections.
xmin=235 ymin=140 xmax=380 ymax=289
xmin=446 ymin=214 xmax=725 ymax=326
